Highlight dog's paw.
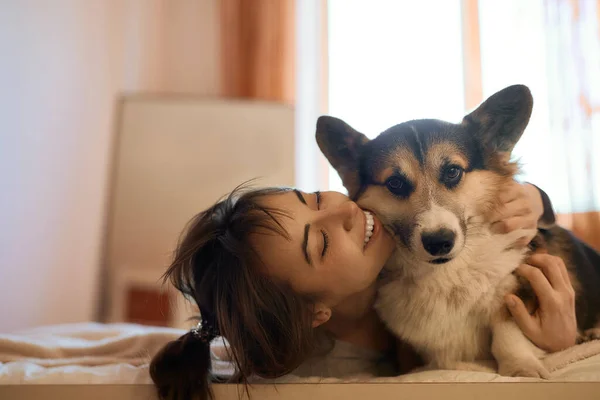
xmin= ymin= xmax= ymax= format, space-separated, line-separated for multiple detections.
xmin=578 ymin=328 xmax=600 ymax=343
xmin=498 ymin=357 xmax=549 ymax=379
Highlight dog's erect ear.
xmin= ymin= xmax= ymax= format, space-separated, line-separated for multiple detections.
xmin=462 ymin=84 xmax=533 ymax=154
xmin=316 ymin=116 xmax=369 ymax=196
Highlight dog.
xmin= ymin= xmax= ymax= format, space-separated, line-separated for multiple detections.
xmin=316 ymin=84 xmax=600 ymax=378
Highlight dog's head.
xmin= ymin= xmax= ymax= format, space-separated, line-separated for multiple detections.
xmin=316 ymin=84 xmax=533 ymax=267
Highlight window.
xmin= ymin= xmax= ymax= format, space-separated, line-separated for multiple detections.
xmin=327 ymin=0 xmax=465 ymax=193
xmin=327 ymin=0 xmax=555 ymax=200
xmin=478 ymin=0 xmax=552 ymax=190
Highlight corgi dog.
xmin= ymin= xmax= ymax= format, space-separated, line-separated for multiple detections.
xmin=316 ymin=85 xmax=600 ymax=377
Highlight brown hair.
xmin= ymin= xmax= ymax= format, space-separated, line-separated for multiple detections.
xmin=150 ymin=184 xmax=319 ymax=400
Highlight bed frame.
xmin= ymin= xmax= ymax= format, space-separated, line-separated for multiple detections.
xmin=3 ymin=382 xmax=600 ymax=400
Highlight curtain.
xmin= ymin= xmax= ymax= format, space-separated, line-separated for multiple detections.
xmin=543 ymin=0 xmax=600 ymax=250
xmin=220 ymin=0 xmax=295 ymax=104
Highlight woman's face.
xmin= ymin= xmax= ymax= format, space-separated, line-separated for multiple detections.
xmin=252 ymin=190 xmax=395 ymax=315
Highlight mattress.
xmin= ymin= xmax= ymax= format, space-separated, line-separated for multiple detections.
xmin=1 ymin=323 xmax=600 ymax=399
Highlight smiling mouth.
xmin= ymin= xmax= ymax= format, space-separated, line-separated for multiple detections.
xmin=363 ymin=210 xmax=375 ymax=249
xmin=429 ymin=258 xmax=452 ymax=265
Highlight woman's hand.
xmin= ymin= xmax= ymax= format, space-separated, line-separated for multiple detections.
xmin=490 ymin=181 xmax=544 ymax=247
xmin=505 ymin=254 xmax=578 ymax=352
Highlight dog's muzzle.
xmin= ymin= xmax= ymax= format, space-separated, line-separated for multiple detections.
xmin=421 ymin=228 xmax=456 ymax=257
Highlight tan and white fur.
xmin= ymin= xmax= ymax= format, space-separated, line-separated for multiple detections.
xmin=316 ymin=84 xmax=600 ymax=378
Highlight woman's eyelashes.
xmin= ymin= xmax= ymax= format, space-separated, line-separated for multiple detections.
xmin=314 ymin=191 xmax=329 ymax=258
xmin=321 ymin=230 xmax=329 ymax=258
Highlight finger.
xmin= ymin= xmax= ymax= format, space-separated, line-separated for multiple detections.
xmin=555 ymin=257 xmax=572 ymax=288
xmin=525 ymin=254 xmax=567 ymax=290
xmin=490 ymin=216 xmax=536 ymax=234
xmin=489 ymin=199 xmax=533 ymax=223
xmin=514 ymin=236 xmax=532 ymax=248
xmin=498 ymin=181 xmax=522 ymax=204
xmin=514 ymin=264 xmax=554 ymax=302
xmin=505 ymin=294 xmax=539 ymax=339
xmin=522 ymin=183 xmax=545 ymax=220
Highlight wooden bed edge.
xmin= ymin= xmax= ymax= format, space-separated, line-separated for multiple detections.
xmin=2 ymin=382 xmax=600 ymax=400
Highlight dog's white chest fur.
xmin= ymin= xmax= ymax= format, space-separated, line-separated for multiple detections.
xmin=375 ymin=227 xmax=531 ymax=367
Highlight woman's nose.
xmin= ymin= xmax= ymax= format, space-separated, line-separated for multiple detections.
xmin=326 ymin=200 xmax=359 ymax=231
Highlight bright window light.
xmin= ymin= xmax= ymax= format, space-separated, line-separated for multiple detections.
xmin=327 ymin=0 xmax=465 ymax=193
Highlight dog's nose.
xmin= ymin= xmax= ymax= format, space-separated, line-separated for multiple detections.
xmin=421 ymin=228 xmax=455 ymax=256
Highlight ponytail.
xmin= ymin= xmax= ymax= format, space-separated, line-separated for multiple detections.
xmin=150 ymin=323 xmax=217 ymax=400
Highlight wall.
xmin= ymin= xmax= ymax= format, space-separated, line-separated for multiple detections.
xmin=0 ymin=0 xmax=220 ymax=332
xmin=162 ymin=0 xmax=221 ymax=94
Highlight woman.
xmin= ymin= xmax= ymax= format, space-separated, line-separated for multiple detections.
xmin=150 ymin=181 xmax=577 ymax=400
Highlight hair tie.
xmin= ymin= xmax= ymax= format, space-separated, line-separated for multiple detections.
xmin=190 ymin=320 xmax=219 ymax=342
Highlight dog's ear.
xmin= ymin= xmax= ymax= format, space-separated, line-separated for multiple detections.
xmin=462 ymin=84 xmax=533 ymax=154
xmin=316 ymin=116 xmax=369 ymax=196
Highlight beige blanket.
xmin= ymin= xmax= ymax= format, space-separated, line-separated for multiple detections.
xmin=1 ymin=323 xmax=599 ymax=384
xmin=0 ymin=323 xmax=182 ymax=384
xmin=0 ymin=323 xmax=183 ymax=367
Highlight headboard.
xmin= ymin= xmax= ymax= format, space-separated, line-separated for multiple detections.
xmin=104 ymin=96 xmax=295 ymax=327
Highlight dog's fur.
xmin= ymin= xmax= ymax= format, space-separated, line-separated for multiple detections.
xmin=316 ymin=85 xmax=600 ymax=377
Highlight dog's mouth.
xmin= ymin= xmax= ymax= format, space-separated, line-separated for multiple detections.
xmin=429 ymin=257 xmax=452 ymax=265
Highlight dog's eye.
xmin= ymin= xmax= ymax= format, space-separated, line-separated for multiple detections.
xmin=441 ymin=165 xmax=464 ymax=187
xmin=446 ymin=167 xmax=461 ymax=179
xmin=385 ymin=176 xmax=411 ymax=197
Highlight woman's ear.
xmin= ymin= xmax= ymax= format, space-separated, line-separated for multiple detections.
xmin=311 ymin=303 xmax=332 ymax=328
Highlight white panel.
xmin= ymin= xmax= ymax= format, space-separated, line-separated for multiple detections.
xmin=105 ymin=97 xmax=295 ymax=324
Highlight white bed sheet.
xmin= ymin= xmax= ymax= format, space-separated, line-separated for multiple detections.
xmin=1 ymin=323 xmax=600 ymax=385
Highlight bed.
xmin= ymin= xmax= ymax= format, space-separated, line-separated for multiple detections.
xmin=1 ymin=322 xmax=600 ymax=399
xmin=3 ymin=97 xmax=599 ymax=399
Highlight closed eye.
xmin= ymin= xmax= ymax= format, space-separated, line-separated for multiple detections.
xmin=315 ymin=191 xmax=329 ymax=258
xmin=321 ymin=230 xmax=329 ymax=258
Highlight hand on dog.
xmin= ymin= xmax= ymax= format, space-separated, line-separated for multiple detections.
xmin=490 ymin=181 xmax=544 ymax=247
xmin=505 ymin=254 xmax=577 ymax=353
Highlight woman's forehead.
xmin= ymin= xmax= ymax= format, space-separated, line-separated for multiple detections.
xmin=258 ymin=194 xmax=304 ymax=237
xmin=261 ymin=190 xmax=306 ymax=209
xmin=251 ymin=192 xmax=308 ymax=271
xmin=257 ymin=191 xmax=309 ymax=225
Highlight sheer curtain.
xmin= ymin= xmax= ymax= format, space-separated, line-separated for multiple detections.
xmin=479 ymin=0 xmax=600 ymax=249
xmin=327 ymin=0 xmax=600 ymax=249
xmin=542 ymin=0 xmax=600 ymax=249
